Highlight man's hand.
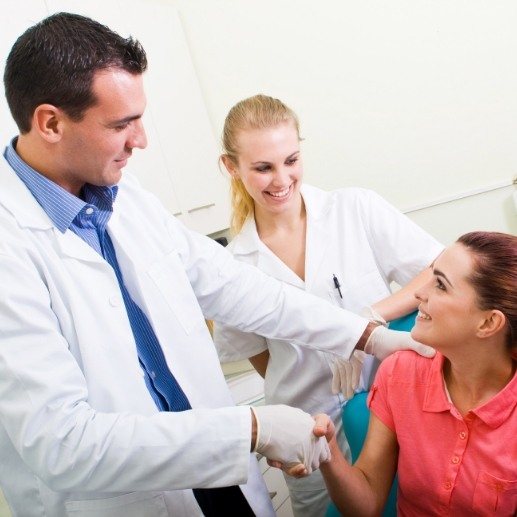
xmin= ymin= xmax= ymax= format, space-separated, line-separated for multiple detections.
xmin=364 ymin=325 xmax=435 ymax=361
xmin=250 ymin=405 xmax=331 ymax=476
xmin=330 ymin=350 xmax=366 ymax=400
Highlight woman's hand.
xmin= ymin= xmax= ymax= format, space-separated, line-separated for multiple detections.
xmin=312 ymin=413 xmax=336 ymax=444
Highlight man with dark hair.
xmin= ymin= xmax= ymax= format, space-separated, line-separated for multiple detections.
xmin=0 ymin=12 xmax=432 ymax=517
xmin=4 ymin=13 xmax=148 ymax=134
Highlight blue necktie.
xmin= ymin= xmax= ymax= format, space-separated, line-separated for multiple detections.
xmin=97 ymin=230 xmax=254 ymax=516
xmin=99 ymin=230 xmax=191 ymax=412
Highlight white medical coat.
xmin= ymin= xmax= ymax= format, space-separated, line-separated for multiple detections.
xmin=215 ymin=184 xmax=443 ymax=461
xmin=0 ymin=158 xmax=369 ymax=517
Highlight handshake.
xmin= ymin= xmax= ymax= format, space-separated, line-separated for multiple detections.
xmin=250 ymin=405 xmax=331 ymax=477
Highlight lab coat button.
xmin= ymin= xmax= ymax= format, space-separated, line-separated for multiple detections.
xmin=459 ymin=431 xmax=467 ymax=439
xmin=109 ymin=295 xmax=122 ymax=307
xmin=451 ymin=456 xmax=460 ymax=464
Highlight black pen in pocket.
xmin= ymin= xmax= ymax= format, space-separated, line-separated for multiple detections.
xmin=332 ymin=274 xmax=343 ymax=299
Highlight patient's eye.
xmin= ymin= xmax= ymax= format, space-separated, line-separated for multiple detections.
xmin=435 ymin=277 xmax=446 ymax=291
xmin=286 ymin=157 xmax=298 ymax=166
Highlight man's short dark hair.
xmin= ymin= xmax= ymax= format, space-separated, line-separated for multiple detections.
xmin=3 ymin=12 xmax=148 ymax=133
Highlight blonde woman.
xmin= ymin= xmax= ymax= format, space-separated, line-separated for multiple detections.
xmin=214 ymin=94 xmax=443 ymax=516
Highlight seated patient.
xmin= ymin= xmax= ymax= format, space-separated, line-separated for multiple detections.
xmin=316 ymin=231 xmax=517 ymax=516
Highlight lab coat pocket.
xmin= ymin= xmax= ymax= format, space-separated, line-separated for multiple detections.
xmin=329 ymin=270 xmax=387 ymax=312
xmin=65 ymin=491 xmax=168 ymax=517
xmin=341 ymin=270 xmax=384 ymax=314
xmin=147 ymin=251 xmax=202 ymax=335
xmin=471 ymin=471 xmax=517 ymax=516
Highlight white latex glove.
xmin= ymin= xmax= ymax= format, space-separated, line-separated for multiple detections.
xmin=360 ymin=306 xmax=388 ymax=326
xmin=330 ymin=350 xmax=366 ymax=400
xmin=364 ymin=325 xmax=436 ymax=361
xmin=251 ymin=405 xmax=331 ymax=474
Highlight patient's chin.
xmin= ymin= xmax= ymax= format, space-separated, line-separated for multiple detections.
xmin=410 ymin=326 xmax=431 ymax=347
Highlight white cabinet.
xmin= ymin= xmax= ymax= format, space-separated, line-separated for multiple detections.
xmin=120 ymin=0 xmax=231 ymax=234
xmin=1 ymin=1 xmax=230 ymax=235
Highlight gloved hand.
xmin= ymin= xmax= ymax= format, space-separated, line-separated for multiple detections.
xmin=330 ymin=350 xmax=366 ymax=400
xmin=251 ymin=405 xmax=331 ymax=475
xmin=364 ymin=325 xmax=436 ymax=361
xmin=360 ymin=306 xmax=388 ymax=326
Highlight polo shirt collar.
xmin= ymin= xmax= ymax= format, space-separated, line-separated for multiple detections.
xmin=422 ymin=353 xmax=450 ymax=413
xmin=423 ymin=352 xmax=517 ymax=428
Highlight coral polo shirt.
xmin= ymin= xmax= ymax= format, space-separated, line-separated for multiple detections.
xmin=368 ymin=351 xmax=517 ymax=516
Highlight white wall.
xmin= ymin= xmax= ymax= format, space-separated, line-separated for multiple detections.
xmin=1 ymin=0 xmax=516 ymax=240
xmin=406 ymin=184 xmax=515 ymax=245
xmin=171 ymin=0 xmax=516 ymax=240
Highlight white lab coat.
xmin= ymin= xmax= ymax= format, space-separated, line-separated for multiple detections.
xmin=214 ymin=184 xmax=443 ymax=515
xmin=0 ymin=158 xmax=372 ymax=517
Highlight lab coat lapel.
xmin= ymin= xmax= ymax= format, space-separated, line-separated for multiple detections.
xmin=105 ymin=206 xmax=147 ymax=302
xmin=302 ymin=185 xmax=332 ymax=293
xmin=54 ymin=229 xmax=106 ymax=264
xmin=0 ymin=156 xmax=105 ymax=264
xmin=0 ymin=156 xmax=53 ymax=231
xmin=234 ymin=218 xmax=304 ymax=288
xmin=104 ymin=202 xmax=171 ymax=320
xmin=257 ymin=245 xmax=305 ymax=288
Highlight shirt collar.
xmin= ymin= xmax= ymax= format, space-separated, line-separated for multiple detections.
xmin=423 ymin=352 xmax=517 ymax=428
xmin=4 ymin=138 xmax=117 ymax=232
xmin=230 ymin=216 xmax=262 ymax=256
xmin=422 ymin=353 xmax=450 ymax=413
xmin=299 ymin=184 xmax=333 ymax=221
xmin=82 ymin=184 xmax=118 ymax=214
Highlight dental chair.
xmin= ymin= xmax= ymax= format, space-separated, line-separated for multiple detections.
xmin=325 ymin=311 xmax=418 ymax=517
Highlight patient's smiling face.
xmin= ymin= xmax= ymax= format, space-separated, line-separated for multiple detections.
xmin=412 ymin=244 xmax=486 ymax=350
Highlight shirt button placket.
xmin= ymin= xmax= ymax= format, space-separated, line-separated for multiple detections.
xmin=440 ymin=422 xmax=468 ymax=509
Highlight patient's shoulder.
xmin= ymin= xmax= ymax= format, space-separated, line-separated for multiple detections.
xmin=377 ymin=350 xmax=434 ymax=384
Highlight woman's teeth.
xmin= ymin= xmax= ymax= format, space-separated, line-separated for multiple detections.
xmin=418 ymin=311 xmax=431 ymax=320
xmin=267 ymin=186 xmax=290 ymax=198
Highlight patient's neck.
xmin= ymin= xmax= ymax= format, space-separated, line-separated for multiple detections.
xmin=443 ymin=344 xmax=515 ymax=415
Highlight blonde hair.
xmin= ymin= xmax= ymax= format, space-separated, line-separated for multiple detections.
xmin=221 ymin=94 xmax=300 ymax=235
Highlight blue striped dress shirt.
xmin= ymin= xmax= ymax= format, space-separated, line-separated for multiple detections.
xmin=4 ymin=139 xmax=190 ymax=412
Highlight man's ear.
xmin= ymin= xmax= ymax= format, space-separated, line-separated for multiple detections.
xmin=32 ymin=104 xmax=64 ymax=143
xmin=221 ymin=154 xmax=238 ymax=177
xmin=477 ymin=309 xmax=506 ymax=339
